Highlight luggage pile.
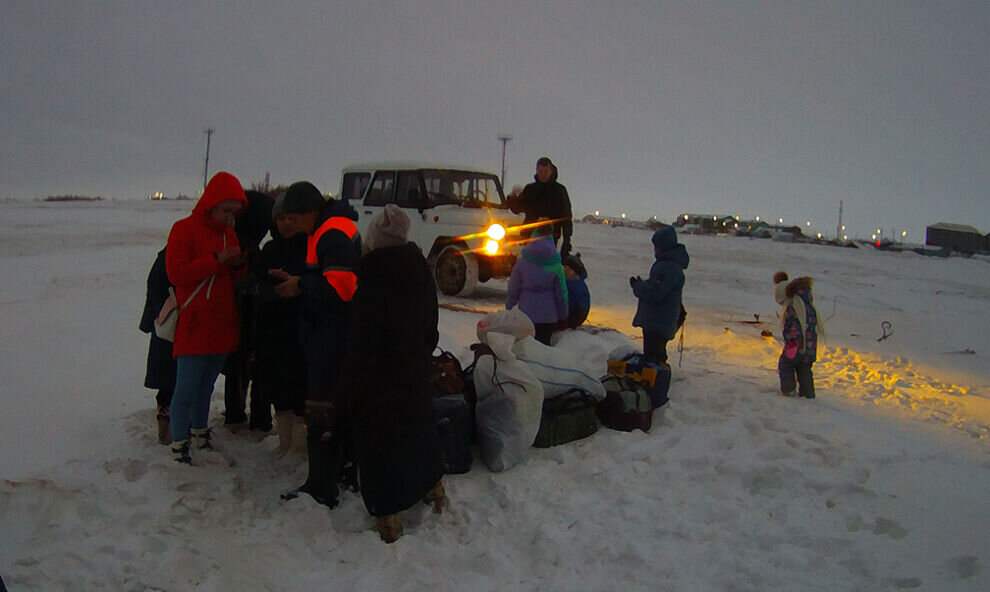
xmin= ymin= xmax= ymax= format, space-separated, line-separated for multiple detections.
xmin=429 ymin=310 xmax=674 ymax=475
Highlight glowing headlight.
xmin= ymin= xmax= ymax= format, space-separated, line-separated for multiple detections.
xmin=486 ymin=224 xmax=506 ymax=241
xmin=484 ymin=240 xmax=500 ymax=255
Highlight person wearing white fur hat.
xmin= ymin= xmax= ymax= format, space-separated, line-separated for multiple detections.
xmin=773 ymin=271 xmax=822 ymax=398
xmin=345 ymin=203 xmax=446 ymax=543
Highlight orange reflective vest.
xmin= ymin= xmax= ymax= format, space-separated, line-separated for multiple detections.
xmin=306 ymin=216 xmax=359 ymax=302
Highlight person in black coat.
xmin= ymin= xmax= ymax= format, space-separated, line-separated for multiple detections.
xmin=139 ymin=247 xmax=177 ymax=445
xmin=507 ymin=156 xmax=574 ymax=258
xmin=222 ymin=189 xmax=274 ymax=432
xmin=346 ymin=204 xmax=446 ymax=543
xmin=252 ymin=192 xmax=309 ymax=455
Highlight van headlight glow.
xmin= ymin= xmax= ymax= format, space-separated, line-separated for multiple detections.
xmin=484 ymin=239 xmax=500 ymax=255
xmin=486 ymin=224 xmax=506 ymax=241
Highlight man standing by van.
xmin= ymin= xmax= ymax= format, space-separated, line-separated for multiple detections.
xmin=507 ymin=156 xmax=574 ymax=259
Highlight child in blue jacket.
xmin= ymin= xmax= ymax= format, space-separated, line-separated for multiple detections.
xmin=630 ymin=226 xmax=689 ymax=364
xmin=563 ymin=253 xmax=590 ymax=329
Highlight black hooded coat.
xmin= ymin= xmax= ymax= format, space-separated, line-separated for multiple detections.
xmin=508 ymin=167 xmax=574 ymax=252
xmin=346 ymin=242 xmax=444 ymax=517
xmin=139 ymin=247 xmax=176 ymax=392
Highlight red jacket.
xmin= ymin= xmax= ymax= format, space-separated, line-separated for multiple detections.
xmin=165 ymin=172 xmax=248 ymax=356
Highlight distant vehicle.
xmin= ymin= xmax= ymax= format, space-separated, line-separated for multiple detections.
xmin=340 ymin=162 xmax=526 ymax=296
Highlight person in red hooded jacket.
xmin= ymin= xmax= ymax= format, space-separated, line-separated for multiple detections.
xmin=165 ymin=171 xmax=249 ymax=464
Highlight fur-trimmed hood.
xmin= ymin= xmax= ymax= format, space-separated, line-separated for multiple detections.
xmin=786 ymin=276 xmax=813 ymax=298
xmin=774 ymin=274 xmax=812 ymax=305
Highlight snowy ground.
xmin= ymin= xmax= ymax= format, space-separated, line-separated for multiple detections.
xmin=1 ymin=199 xmax=988 ymax=591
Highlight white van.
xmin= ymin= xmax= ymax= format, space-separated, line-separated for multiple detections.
xmin=340 ymin=162 xmax=526 ymax=296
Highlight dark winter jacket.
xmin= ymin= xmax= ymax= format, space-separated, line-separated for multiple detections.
xmin=506 ymin=237 xmax=569 ymax=324
xmin=346 ymin=241 xmax=443 ymax=517
xmin=566 ymin=269 xmax=591 ymax=328
xmin=776 ymin=276 xmax=820 ymax=363
xmin=165 ymin=172 xmax=248 ymax=356
xmin=632 ymin=226 xmax=689 ymax=339
xmin=508 ymin=168 xmax=574 ymax=253
xmin=253 ymin=228 xmax=309 ymax=412
xmin=299 ymin=198 xmax=362 ymax=401
xmin=139 ymin=247 xmax=176 ymax=391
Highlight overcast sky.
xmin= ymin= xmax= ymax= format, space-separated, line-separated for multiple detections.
xmin=2 ymin=1 xmax=988 ymax=240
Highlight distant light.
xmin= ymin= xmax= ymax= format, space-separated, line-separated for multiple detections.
xmin=876 ymin=228 xmax=881 ymax=234
xmin=841 ymin=225 xmax=846 ymax=231
xmin=755 ymin=216 xmax=760 ymax=221
xmin=595 ymin=210 xmax=600 ymax=217
xmin=872 ymin=234 xmax=877 ymax=240
xmin=843 ymin=234 xmax=848 ymax=240
xmin=816 ymin=232 xmax=822 ymax=239
xmin=652 ymin=215 xmax=657 ymax=220
xmin=734 ymin=222 xmax=739 ymax=228
xmin=621 ymin=213 xmax=626 ymax=219
xmin=778 ymin=218 xmax=784 ymax=224
xmin=713 ymin=216 xmax=717 ymax=221
xmin=484 ymin=239 xmax=499 ymax=255
xmin=684 ymin=214 xmax=689 ymax=220
xmin=901 ymin=230 xmax=907 ymax=238
xmin=805 ymin=220 xmax=811 ymax=227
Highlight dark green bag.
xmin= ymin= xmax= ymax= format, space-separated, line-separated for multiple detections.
xmin=532 ymin=390 xmax=599 ymax=448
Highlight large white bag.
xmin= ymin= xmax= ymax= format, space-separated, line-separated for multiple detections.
xmin=511 ymin=336 xmax=607 ymax=401
xmin=473 ymin=332 xmax=544 ymax=472
xmin=476 ymin=308 xmax=535 ymax=343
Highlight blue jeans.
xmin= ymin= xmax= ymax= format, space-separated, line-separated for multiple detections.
xmin=170 ymin=354 xmax=227 ymax=442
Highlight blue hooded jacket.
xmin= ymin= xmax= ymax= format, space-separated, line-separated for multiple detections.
xmin=632 ymin=226 xmax=689 ymax=338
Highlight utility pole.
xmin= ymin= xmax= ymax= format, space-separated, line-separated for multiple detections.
xmin=836 ymin=200 xmax=843 ymax=241
xmin=498 ymin=134 xmax=512 ymax=189
xmin=203 ymin=127 xmax=215 ymax=190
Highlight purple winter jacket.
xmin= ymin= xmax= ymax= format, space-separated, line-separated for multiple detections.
xmin=506 ymin=238 xmax=568 ymax=324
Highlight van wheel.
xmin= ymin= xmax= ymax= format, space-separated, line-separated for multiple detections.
xmin=433 ymin=245 xmax=478 ymax=296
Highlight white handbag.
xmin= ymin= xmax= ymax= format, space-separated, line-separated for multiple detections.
xmin=153 ymin=275 xmax=213 ymax=342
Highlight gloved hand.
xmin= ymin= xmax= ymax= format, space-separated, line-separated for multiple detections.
xmin=629 ymin=275 xmax=642 ymax=289
xmin=784 ymin=341 xmax=799 ymax=359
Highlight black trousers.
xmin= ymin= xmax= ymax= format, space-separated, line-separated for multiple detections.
xmin=778 ymin=356 xmax=815 ymax=398
xmin=534 ymin=323 xmax=556 ymax=346
xmin=643 ymin=329 xmax=669 ymax=364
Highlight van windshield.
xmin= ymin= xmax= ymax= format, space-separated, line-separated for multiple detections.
xmin=422 ymin=170 xmax=505 ymax=208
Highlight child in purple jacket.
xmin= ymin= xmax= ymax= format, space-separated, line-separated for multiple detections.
xmin=506 ymin=228 xmax=568 ymax=345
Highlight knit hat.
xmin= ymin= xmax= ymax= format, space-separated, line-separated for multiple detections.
xmin=536 ymin=156 xmax=554 ymax=167
xmin=280 ymin=181 xmax=325 ymax=215
xmin=365 ymin=203 xmax=411 ymax=251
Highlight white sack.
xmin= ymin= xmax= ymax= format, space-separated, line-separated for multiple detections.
xmin=473 ymin=332 xmax=544 ymax=472
xmin=511 ymin=336 xmax=607 ymax=401
xmin=476 ymin=308 xmax=535 ymax=343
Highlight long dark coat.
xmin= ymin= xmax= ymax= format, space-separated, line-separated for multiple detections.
xmin=346 ymin=242 xmax=443 ymax=517
xmin=252 ymin=229 xmax=309 ymax=414
xmin=139 ymin=247 xmax=176 ymax=391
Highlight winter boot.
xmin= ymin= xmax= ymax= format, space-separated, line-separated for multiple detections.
xmin=190 ymin=427 xmax=215 ymax=451
xmin=171 ymin=439 xmax=191 ymax=464
xmin=290 ymin=417 xmax=308 ymax=457
xmin=374 ymin=514 xmax=404 ymax=544
xmin=274 ymin=410 xmax=295 ymax=457
xmin=156 ymin=406 xmax=172 ymax=446
xmin=423 ymin=480 xmax=447 ymax=514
